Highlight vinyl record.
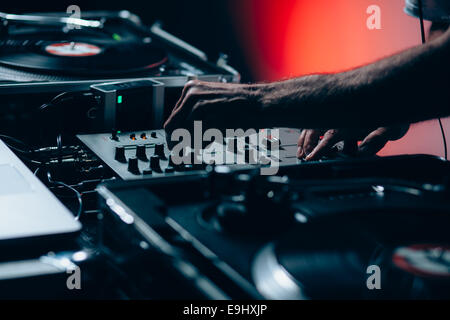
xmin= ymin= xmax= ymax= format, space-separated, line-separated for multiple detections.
xmin=392 ymin=244 xmax=450 ymax=278
xmin=252 ymin=223 xmax=374 ymax=300
xmin=252 ymin=215 xmax=450 ymax=299
xmin=0 ymin=38 xmax=168 ymax=76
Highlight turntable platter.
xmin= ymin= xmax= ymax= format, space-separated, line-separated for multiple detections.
xmin=252 ymin=215 xmax=450 ymax=300
xmin=252 ymin=224 xmax=372 ymax=300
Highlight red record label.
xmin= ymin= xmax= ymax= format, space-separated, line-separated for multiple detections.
xmin=45 ymin=42 xmax=102 ymax=57
xmin=392 ymin=244 xmax=450 ymax=278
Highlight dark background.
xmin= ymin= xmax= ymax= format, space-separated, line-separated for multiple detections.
xmin=1 ymin=0 xmax=254 ymax=81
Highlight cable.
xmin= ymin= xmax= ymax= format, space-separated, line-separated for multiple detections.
xmin=34 ymin=166 xmax=41 ymax=176
xmin=57 ymin=134 xmax=63 ymax=164
xmin=0 ymin=134 xmax=34 ymax=154
xmin=0 ymin=134 xmax=50 ymax=166
xmin=418 ymin=0 xmax=426 ymax=43
xmin=39 ymin=91 xmax=94 ymax=112
xmin=417 ymin=0 xmax=448 ymax=160
xmin=47 ymin=171 xmax=83 ymax=220
xmin=437 ymin=119 xmax=448 ymax=160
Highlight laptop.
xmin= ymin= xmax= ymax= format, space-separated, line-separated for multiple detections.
xmin=0 ymin=139 xmax=81 ymax=246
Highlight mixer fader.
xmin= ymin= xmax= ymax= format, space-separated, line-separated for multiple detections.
xmin=77 ymin=128 xmax=303 ymax=180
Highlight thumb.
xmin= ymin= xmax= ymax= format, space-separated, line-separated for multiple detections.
xmin=357 ymin=128 xmax=389 ymax=156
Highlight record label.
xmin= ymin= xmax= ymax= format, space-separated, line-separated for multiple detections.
xmin=45 ymin=42 xmax=102 ymax=57
xmin=392 ymin=244 xmax=450 ymax=278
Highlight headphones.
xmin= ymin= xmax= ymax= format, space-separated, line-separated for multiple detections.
xmin=405 ymin=0 xmax=450 ymax=22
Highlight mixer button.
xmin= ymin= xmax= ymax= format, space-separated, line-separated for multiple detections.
xmin=143 ymin=169 xmax=153 ymax=175
xmin=127 ymin=157 xmax=140 ymax=175
xmin=150 ymin=155 xmax=162 ymax=172
xmin=114 ymin=146 xmax=127 ymax=163
xmin=155 ymin=143 xmax=166 ymax=159
xmin=136 ymin=145 xmax=148 ymax=161
xmin=164 ymin=166 xmax=175 ymax=173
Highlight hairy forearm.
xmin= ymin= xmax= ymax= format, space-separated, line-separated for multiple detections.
xmin=256 ymin=28 xmax=450 ymax=129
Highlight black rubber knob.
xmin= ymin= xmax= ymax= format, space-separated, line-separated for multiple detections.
xmin=150 ymin=155 xmax=161 ymax=172
xmin=164 ymin=166 xmax=175 ymax=173
xmin=111 ymin=131 xmax=119 ymax=141
xmin=151 ymin=131 xmax=157 ymax=138
xmin=114 ymin=146 xmax=127 ymax=163
xmin=128 ymin=157 xmax=140 ymax=175
xmin=136 ymin=145 xmax=148 ymax=161
xmin=155 ymin=143 xmax=166 ymax=159
xmin=216 ymin=202 xmax=248 ymax=234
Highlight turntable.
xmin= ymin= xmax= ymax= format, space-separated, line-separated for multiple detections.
xmin=0 ymin=10 xmax=239 ymax=84
xmin=0 ymin=10 xmax=239 ymax=144
xmin=98 ymin=155 xmax=450 ymax=299
xmin=0 ymin=12 xmax=167 ymax=80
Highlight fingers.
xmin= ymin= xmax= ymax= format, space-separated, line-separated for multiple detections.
xmin=164 ymin=80 xmax=252 ymax=134
xmin=357 ymin=128 xmax=390 ymax=156
xmin=171 ymin=80 xmax=202 ymax=115
xmin=297 ymin=130 xmax=306 ymax=158
xmin=297 ymin=129 xmax=322 ymax=159
xmin=299 ymin=126 xmax=408 ymax=160
xmin=164 ymin=89 xmax=231 ymax=134
xmin=165 ymin=80 xmax=210 ymax=130
xmin=304 ymin=130 xmax=322 ymax=155
xmin=305 ymin=129 xmax=341 ymax=161
xmin=168 ymin=80 xmax=244 ymax=121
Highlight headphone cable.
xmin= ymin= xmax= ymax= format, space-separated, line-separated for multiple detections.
xmin=418 ymin=0 xmax=448 ymax=160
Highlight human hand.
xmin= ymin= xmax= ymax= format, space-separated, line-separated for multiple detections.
xmin=297 ymin=125 xmax=410 ymax=161
xmin=164 ymin=80 xmax=264 ymax=137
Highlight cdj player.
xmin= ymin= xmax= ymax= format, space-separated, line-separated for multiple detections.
xmin=97 ymin=155 xmax=450 ymax=299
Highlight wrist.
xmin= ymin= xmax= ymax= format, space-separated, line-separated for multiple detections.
xmin=246 ymin=83 xmax=278 ymax=127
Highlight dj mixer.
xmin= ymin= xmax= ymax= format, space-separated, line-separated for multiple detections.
xmin=77 ymin=128 xmax=303 ymax=180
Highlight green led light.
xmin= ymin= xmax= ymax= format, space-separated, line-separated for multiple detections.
xmin=117 ymin=95 xmax=123 ymax=104
xmin=112 ymin=33 xmax=122 ymax=41
xmin=117 ymin=130 xmax=121 ymax=134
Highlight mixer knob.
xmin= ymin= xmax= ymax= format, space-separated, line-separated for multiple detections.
xmin=164 ymin=166 xmax=175 ymax=173
xmin=114 ymin=146 xmax=127 ymax=163
xmin=150 ymin=155 xmax=162 ymax=172
xmin=111 ymin=131 xmax=119 ymax=141
xmin=155 ymin=143 xmax=166 ymax=159
xmin=127 ymin=157 xmax=140 ymax=175
xmin=151 ymin=131 xmax=157 ymax=138
xmin=143 ymin=169 xmax=153 ymax=175
xmin=136 ymin=145 xmax=148 ymax=161
xmin=215 ymin=202 xmax=248 ymax=234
